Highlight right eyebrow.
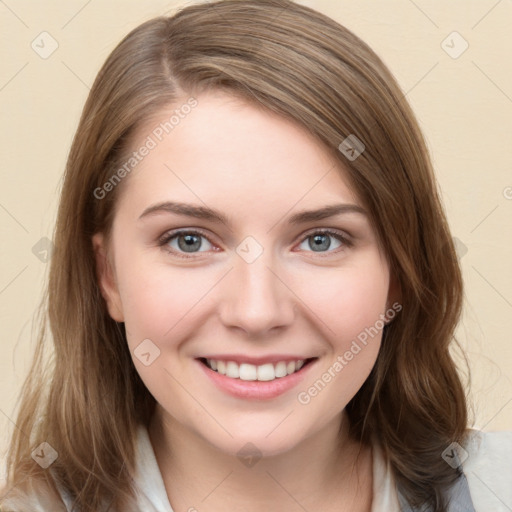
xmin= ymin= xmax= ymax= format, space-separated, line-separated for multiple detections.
xmin=138 ymin=201 xmax=230 ymax=224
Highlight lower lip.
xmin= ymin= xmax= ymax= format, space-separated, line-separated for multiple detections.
xmin=196 ymin=358 xmax=317 ymax=400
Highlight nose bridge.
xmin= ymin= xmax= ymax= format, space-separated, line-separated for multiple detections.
xmin=218 ymin=241 xmax=295 ymax=334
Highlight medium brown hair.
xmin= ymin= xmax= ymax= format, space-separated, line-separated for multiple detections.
xmin=1 ymin=1 xmax=470 ymax=510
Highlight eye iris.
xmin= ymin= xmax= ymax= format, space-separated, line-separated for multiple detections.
xmin=310 ymin=234 xmax=331 ymax=251
xmin=178 ymin=234 xmax=202 ymax=252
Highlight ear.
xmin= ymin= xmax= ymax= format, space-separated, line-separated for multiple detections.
xmin=92 ymin=232 xmax=125 ymax=322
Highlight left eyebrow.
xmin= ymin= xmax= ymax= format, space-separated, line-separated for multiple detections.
xmin=287 ymin=203 xmax=367 ymax=224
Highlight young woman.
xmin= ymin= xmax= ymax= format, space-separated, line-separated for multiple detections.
xmin=1 ymin=1 xmax=510 ymax=511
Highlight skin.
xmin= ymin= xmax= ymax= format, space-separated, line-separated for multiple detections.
xmin=93 ymin=90 xmax=399 ymax=512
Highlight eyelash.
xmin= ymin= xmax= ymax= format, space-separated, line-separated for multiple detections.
xmin=157 ymin=228 xmax=353 ymax=259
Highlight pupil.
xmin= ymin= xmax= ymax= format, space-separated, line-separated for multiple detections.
xmin=311 ymin=234 xmax=330 ymax=251
xmin=179 ymin=234 xmax=201 ymax=252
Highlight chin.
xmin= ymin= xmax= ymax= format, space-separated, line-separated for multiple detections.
xmin=202 ymin=425 xmax=307 ymax=460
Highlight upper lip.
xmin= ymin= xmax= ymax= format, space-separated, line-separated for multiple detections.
xmin=197 ymin=354 xmax=317 ymax=365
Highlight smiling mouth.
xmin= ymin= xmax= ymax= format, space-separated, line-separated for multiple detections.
xmin=197 ymin=357 xmax=317 ymax=382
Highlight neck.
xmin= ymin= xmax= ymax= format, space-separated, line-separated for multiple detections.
xmin=148 ymin=406 xmax=373 ymax=512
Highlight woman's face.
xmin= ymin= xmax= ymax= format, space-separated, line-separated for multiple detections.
xmin=93 ymin=90 xmax=397 ymax=457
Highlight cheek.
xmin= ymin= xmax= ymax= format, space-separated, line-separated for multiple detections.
xmin=292 ymin=257 xmax=388 ymax=410
xmin=115 ymin=254 xmax=216 ymax=343
xmin=293 ymin=258 xmax=390 ymax=344
xmin=115 ymin=259 xmax=213 ymax=402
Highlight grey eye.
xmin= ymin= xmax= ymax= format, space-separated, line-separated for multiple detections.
xmin=167 ymin=232 xmax=214 ymax=253
xmin=298 ymin=233 xmax=343 ymax=252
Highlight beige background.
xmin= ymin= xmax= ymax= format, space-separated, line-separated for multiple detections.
xmin=1 ymin=0 xmax=511 ymax=478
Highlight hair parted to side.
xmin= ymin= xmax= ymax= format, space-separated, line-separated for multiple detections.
xmin=1 ymin=1 xmax=470 ymax=511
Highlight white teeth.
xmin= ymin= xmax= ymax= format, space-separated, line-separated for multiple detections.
xmin=257 ymin=363 xmax=275 ymax=381
xmin=226 ymin=361 xmax=239 ymax=378
xmin=239 ymin=363 xmax=257 ymax=381
xmin=274 ymin=361 xmax=288 ymax=378
xmin=204 ymin=358 xmax=308 ymax=381
xmin=217 ymin=360 xmax=226 ymax=375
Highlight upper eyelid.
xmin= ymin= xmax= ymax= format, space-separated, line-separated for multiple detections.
xmin=159 ymin=227 xmax=213 ymax=244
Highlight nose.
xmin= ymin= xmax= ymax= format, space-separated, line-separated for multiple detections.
xmin=217 ymin=251 xmax=296 ymax=337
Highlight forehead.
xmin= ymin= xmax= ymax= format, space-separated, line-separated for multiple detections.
xmin=114 ymin=90 xmax=361 ymax=218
